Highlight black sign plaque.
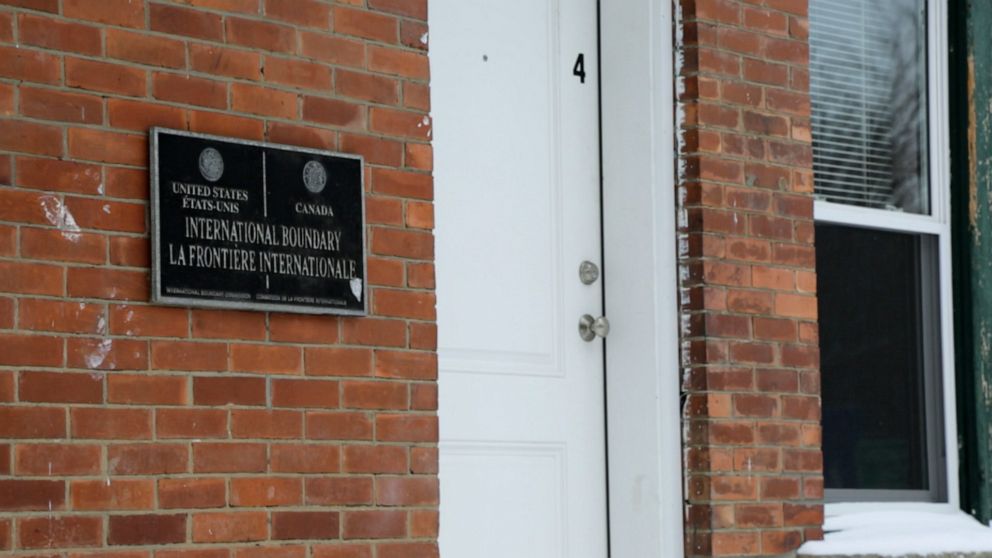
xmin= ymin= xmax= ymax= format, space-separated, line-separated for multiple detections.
xmin=150 ymin=128 xmax=366 ymax=315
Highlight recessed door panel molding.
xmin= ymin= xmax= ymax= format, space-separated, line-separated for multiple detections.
xmin=440 ymin=442 xmax=567 ymax=558
xmin=433 ymin=0 xmax=566 ymax=379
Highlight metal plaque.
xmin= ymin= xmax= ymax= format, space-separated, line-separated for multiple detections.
xmin=150 ymin=128 xmax=366 ymax=315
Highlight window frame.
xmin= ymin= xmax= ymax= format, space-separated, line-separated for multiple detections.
xmin=812 ymin=0 xmax=960 ymax=508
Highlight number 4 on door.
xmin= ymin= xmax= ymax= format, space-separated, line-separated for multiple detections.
xmin=573 ymin=53 xmax=586 ymax=83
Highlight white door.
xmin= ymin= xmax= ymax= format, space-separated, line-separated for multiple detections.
xmin=431 ymin=1 xmax=606 ymax=557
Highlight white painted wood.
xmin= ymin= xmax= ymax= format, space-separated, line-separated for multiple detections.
xmin=431 ymin=0 xmax=607 ymax=556
xmin=815 ymin=0 xmax=959 ymax=509
xmin=600 ymin=0 xmax=685 ymax=555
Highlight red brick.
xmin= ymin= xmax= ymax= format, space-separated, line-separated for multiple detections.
xmin=369 ymin=46 xmax=428 ymax=79
xmin=302 ymin=96 xmax=364 ymax=127
xmin=157 ymin=408 xmax=228 ymax=439
xmin=0 ymin=407 xmax=65 ymax=439
xmin=191 ymin=43 xmax=262 ymax=80
xmin=193 ymin=512 xmax=267 ymax=543
xmin=373 ymin=289 xmax=435 ymax=320
xmin=269 ymin=313 xmax=339 ymax=343
xmin=273 ymin=511 xmax=340 ymax=540
xmin=194 ymin=376 xmax=267 ymax=406
xmin=266 ymin=0 xmax=331 ymax=27
xmin=273 ymin=378 xmax=340 ymax=408
xmin=341 ymin=134 xmax=402 ymax=166
xmin=231 ymin=409 xmax=303 ymax=439
xmin=109 ymin=98 xmax=187 ymax=131
xmin=110 ymin=305 xmax=188 ymax=338
xmin=301 ymin=31 xmax=365 ymax=68
xmin=342 ymin=445 xmax=406 ymax=473
xmin=159 ymin=478 xmax=227 ymax=509
xmin=306 ymin=477 xmax=372 ymax=505
xmin=150 ymin=4 xmax=223 ymax=40
xmin=371 ymin=107 xmax=431 ymax=140
xmin=106 ymin=167 xmax=148 ymax=199
xmin=0 ymin=479 xmax=65 ymax=510
xmin=227 ymin=17 xmax=296 ymax=52
xmin=312 ymin=545 xmax=372 ymax=558
xmin=20 ymin=227 xmax=106 ymax=264
xmin=19 ymin=516 xmax=102 ymax=549
xmin=15 ymin=444 xmax=101 ymax=476
xmin=410 ymin=447 xmax=437 ymax=474
xmin=72 ymin=479 xmax=155 ymax=511
xmin=0 ymin=0 xmax=58 ymax=13
xmin=65 ymin=337 xmax=148 ymax=370
xmin=0 ymin=333 xmax=62 ymax=366
xmin=342 ymin=380 xmax=406 ymax=410
xmin=375 ymin=350 xmax=436 ymax=380
xmin=72 ymin=408 xmax=151 ymax=440
xmin=231 ymin=477 xmax=302 ymax=507
xmin=153 ymin=73 xmax=228 ymax=109
xmin=369 ymin=0 xmax=426 ymax=20
xmin=107 ymin=29 xmax=186 ymax=69
xmin=377 ymin=543 xmax=438 ymax=558
xmin=19 ymin=298 xmax=103 ymax=334
xmin=108 ymin=444 xmax=188 ymax=475
xmin=307 ymin=411 xmax=373 ymax=441
xmin=305 ymin=346 xmax=373 ymax=376
xmin=67 ymin=58 xmax=146 ymax=96
xmin=333 ymin=6 xmax=397 ymax=43
xmin=271 ymin=444 xmax=340 ymax=473
xmin=376 ymin=477 xmax=438 ymax=506
xmin=18 ymin=13 xmax=101 ymax=55
xmin=108 ymin=374 xmax=186 ymax=405
xmin=190 ymin=110 xmax=266 ymax=141
xmin=337 ymin=69 xmax=399 ymax=104
xmin=376 ymin=414 xmax=436 ymax=442
xmin=68 ymin=128 xmax=147 ymax=166
xmin=19 ymin=371 xmax=102 ymax=404
xmin=372 ymin=228 xmax=433 ymax=259
xmin=65 ymin=0 xmax=145 ymax=27
xmin=267 ymin=121 xmax=334 ymax=149
xmin=372 ymin=168 xmax=432 ymax=199
xmin=231 ymin=344 xmax=302 ymax=374
xmin=232 ymin=83 xmax=297 ymax=118
xmin=109 ymin=514 xmax=186 ymax=546
xmin=192 ymin=309 xmax=267 ymax=340
xmin=0 ymin=45 xmax=61 ymax=84
xmin=265 ymin=57 xmax=332 ymax=90
xmin=342 ymin=510 xmax=405 ymax=539
xmin=151 ymin=341 xmax=228 ymax=371
xmin=341 ymin=318 xmax=406 ymax=347
xmin=193 ymin=442 xmax=266 ymax=473
xmin=0 ymin=119 xmax=63 ymax=156
xmin=21 ymin=86 xmax=103 ymax=125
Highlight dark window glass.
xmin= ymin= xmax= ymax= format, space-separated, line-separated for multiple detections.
xmin=817 ymin=224 xmax=939 ymax=492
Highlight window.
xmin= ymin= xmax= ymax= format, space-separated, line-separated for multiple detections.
xmin=810 ymin=0 xmax=956 ymax=503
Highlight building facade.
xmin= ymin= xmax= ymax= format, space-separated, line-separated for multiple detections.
xmin=0 ymin=0 xmax=988 ymax=557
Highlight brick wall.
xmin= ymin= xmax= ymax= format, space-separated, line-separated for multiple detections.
xmin=0 ymin=0 xmax=437 ymax=556
xmin=675 ymin=0 xmax=823 ymax=556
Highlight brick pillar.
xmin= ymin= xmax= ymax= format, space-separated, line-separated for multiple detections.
xmin=0 ymin=0 xmax=437 ymax=555
xmin=675 ymin=0 xmax=824 ymax=555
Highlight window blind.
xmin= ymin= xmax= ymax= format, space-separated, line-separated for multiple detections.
xmin=808 ymin=0 xmax=928 ymax=213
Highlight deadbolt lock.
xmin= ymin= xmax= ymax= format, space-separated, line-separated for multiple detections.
xmin=579 ymin=261 xmax=600 ymax=285
xmin=578 ymin=314 xmax=610 ymax=342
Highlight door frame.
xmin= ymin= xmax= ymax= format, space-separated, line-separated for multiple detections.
xmin=600 ymin=0 xmax=684 ymax=555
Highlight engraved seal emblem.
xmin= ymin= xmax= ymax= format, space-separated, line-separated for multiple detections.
xmin=198 ymin=147 xmax=224 ymax=182
xmin=302 ymin=160 xmax=328 ymax=194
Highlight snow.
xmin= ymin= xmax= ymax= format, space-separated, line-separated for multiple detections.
xmin=800 ymin=508 xmax=992 ymax=556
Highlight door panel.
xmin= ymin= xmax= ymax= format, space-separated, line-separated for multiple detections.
xmin=431 ymin=0 xmax=605 ymax=556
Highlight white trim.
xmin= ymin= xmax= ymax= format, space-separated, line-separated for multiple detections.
xmin=600 ymin=0 xmax=684 ymax=555
xmin=814 ymin=0 xmax=960 ymax=509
